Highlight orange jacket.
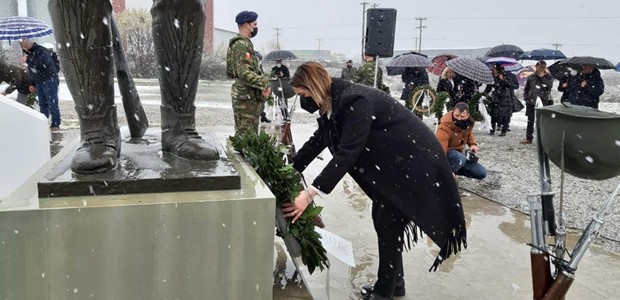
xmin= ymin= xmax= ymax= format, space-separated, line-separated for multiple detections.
xmin=436 ymin=111 xmax=477 ymax=153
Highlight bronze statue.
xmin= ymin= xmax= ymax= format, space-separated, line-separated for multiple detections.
xmin=48 ymin=0 xmax=218 ymax=174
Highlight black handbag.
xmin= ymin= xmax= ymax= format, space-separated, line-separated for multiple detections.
xmin=512 ymin=95 xmax=525 ymax=112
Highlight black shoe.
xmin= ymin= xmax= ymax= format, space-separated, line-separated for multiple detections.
xmin=362 ymin=292 xmax=394 ymax=300
xmin=260 ymin=116 xmax=271 ymax=123
xmin=489 ymin=130 xmax=495 ymax=135
xmin=361 ymin=284 xmax=405 ymax=297
xmin=499 ymin=132 xmax=506 ymax=136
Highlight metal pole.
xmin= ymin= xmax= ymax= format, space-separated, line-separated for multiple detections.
xmin=360 ymin=2 xmax=369 ymax=60
xmin=317 ymin=39 xmax=322 ymax=60
xmin=373 ymin=55 xmax=379 ymax=88
xmin=415 ymin=17 xmax=427 ymax=52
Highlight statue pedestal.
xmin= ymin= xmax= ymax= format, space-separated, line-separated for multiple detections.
xmin=0 ymin=137 xmax=276 ymax=299
xmin=38 ymin=130 xmax=240 ymax=198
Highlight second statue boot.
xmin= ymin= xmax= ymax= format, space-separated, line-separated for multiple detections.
xmin=161 ymin=106 xmax=219 ymax=160
xmin=71 ymin=105 xmax=121 ymax=174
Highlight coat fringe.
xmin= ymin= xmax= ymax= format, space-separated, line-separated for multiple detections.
xmin=428 ymin=224 xmax=468 ymax=272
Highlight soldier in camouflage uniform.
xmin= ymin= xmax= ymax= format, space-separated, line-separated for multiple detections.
xmin=226 ymin=11 xmax=271 ymax=136
xmin=354 ymin=54 xmax=390 ymax=94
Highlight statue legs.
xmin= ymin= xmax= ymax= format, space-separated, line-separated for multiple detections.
xmin=151 ymin=0 xmax=219 ymax=160
xmin=49 ymin=0 xmax=120 ymax=174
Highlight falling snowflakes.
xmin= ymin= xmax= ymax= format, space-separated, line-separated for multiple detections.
xmin=174 ymin=19 xmax=180 ymax=29
xmin=14 ymin=230 xmax=18 ymax=234
xmin=551 ymin=113 xmax=556 ymax=118
xmin=80 ymin=33 xmax=85 ymax=39
xmin=102 ymin=17 xmax=109 ymax=26
xmin=164 ymin=66 xmax=170 ymax=72
xmin=585 ymin=156 xmax=594 ymax=163
xmin=616 ymin=140 xmax=620 ymax=147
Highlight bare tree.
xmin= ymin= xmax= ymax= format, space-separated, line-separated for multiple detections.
xmin=116 ymin=9 xmax=157 ymax=78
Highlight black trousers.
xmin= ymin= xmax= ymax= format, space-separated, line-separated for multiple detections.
xmin=525 ymin=103 xmax=536 ymax=141
xmin=371 ymin=195 xmax=408 ymax=297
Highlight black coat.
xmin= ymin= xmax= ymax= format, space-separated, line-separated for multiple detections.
xmin=558 ymin=75 xmax=579 ymax=103
xmin=567 ymin=68 xmax=604 ymax=109
xmin=271 ymin=65 xmax=290 ymax=78
xmin=24 ymin=43 xmax=58 ymax=85
xmin=484 ymin=72 xmax=519 ymax=118
xmin=293 ymin=78 xmax=466 ymax=268
xmin=437 ymin=78 xmax=457 ymax=107
xmin=523 ymin=72 xmax=553 ymax=105
xmin=401 ymin=67 xmax=429 ymax=88
xmin=454 ymin=74 xmax=478 ymax=104
xmin=0 ymin=63 xmax=31 ymax=94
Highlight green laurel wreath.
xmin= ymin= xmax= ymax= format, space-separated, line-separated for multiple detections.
xmin=469 ymin=92 xmax=489 ymax=121
xmin=230 ymin=131 xmax=329 ymax=274
xmin=432 ymin=91 xmax=449 ymax=120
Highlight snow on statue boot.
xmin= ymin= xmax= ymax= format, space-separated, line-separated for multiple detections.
xmin=152 ymin=0 xmax=219 ymax=160
xmin=161 ymin=106 xmax=218 ymax=160
xmin=71 ymin=106 xmax=121 ymax=173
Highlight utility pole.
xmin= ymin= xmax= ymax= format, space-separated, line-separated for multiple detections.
xmin=371 ymin=3 xmax=379 ymax=8
xmin=317 ymin=39 xmax=322 ymax=59
xmin=415 ymin=17 xmax=427 ymax=53
xmin=274 ymin=27 xmax=282 ymax=50
xmin=552 ymin=43 xmax=562 ymax=50
xmin=360 ymin=2 xmax=370 ymax=60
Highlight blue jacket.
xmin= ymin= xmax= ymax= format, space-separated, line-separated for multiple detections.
xmin=25 ymin=43 xmax=58 ymax=86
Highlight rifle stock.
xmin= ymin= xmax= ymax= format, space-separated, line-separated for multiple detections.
xmin=531 ymin=252 xmax=553 ymax=300
xmin=544 ymin=270 xmax=574 ymax=300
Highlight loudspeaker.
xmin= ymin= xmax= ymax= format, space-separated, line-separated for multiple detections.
xmin=364 ymin=8 xmax=397 ymax=58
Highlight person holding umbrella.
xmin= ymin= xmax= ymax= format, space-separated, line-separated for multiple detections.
xmin=286 ymin=62 xmax=466 ymax=300
xmin=401 ymin=67 xmax=429 ymax=119
xmin=521 ymin=61 xmax=553 ymax=144
xmin=483 ymin=64 xmax=519 ymax=136
xmin=270 ymin=59 xmax=290 ymax=79
xmin=568 ymin=64 xmax=604 ymax=109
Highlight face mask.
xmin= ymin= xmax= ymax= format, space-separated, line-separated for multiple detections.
xmin=249 ymin=26 xmax=258 ymax=38
xmin=276 ymin=64 xmax=282 ymax=68
xmin=453 ymin=117 xmax=470 ymax=130
xmin=300 ymin=96 xmax=320 ymax=114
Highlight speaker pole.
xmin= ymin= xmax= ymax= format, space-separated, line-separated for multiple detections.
xmin=373 ymin=55 xmax=379 ymax=88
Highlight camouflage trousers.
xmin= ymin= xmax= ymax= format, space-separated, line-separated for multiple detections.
xmin=232 ymin=97 xmax=262 ymax=136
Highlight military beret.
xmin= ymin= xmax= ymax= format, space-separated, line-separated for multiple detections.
xmin=235 ymin=11 xmax=258 ymax=25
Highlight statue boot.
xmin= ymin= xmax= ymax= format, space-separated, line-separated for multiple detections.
xmin=71 ymin=106 xmax=121 ymax=173
xmin=161 ymin=105 xmax=218 ymax=160
xmin=152 ymin=0 xmax=219 ymax=160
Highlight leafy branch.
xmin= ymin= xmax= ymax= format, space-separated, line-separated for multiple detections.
xmin=230 ymin=131 xmax=329 ymax=274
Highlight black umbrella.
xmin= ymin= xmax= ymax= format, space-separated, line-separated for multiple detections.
xmin=264 ymin=50 xmax=298 ymax=61
xmin=548 ymin=59 xmax=578 ymax=80
xmin=485 ymin=44 xmax=524 ymax=60
xmin=562 ymin=56 xmax=615 ymax=70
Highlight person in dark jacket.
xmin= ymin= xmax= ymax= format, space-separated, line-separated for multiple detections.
xmin=567 ymin=65 xmax=604 ymax=109
xmin=286 ymin=62 xmax=466 ymax=300
xmin=401 ymin=67 xmax=429 ymax=119
xmin=453 ymin=72 xmax=478 ymax=105
xmin=521 ymin=61 xmax=553 ymax=144
xmin=557 ymin=71 xmax=579 ymax=103
xmin=483 ymin=65 xmax=518 ymax=136
xmin=20 ymin=38 xmax=61 ymax=130
xmin=0 ymin=61 xmax=32 ymax=105
xmin=270 ymin=59 xmax=290 ymax=78
xmin=436 ymin=67 xmax=458 ymax=110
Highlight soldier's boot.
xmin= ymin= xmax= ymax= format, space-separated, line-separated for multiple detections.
xmin=49 ymin=0 xmax=120 ymax=173
xmin=161 ymin=106 xmax=218 ymax=160
xmin=152 ymin=0 xmax=219 ymax=160
xmin=71 ymin=106 xmax=121 ymax=173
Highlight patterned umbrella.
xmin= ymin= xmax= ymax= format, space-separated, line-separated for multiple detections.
xmin=519 ymin=48 xmax=566 ymax=61
xmin=516 ymin=65 xmax=536 ymax=86
xmin=485 ymin=44 xmax=524 ymax=60
xmin=264 ymin=50 xmax=298 ymax=61
xmin=446 ymin=57 xmax=494 ymax=84
xmin=385 ymin=52 xmax=434 ymax=76
xmin=0 ymin=16 xmax=53 ymax=40
xmin=427 ymin=54 xmax=457 ymax=76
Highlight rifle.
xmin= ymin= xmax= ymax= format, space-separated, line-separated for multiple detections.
xmin=109 ymin=14 xmax=149 ymax=138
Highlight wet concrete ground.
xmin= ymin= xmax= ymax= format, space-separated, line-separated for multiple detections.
xmin=39 ymin=122 xmax=620 ymax=300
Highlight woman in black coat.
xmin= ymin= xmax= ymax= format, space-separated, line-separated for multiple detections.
xmin=483 ymin=65 xmax=519 ymax=136
xmin=436 ymin=67 xmax=458 ymax=110
xmin=283 ymin=62 xmax=466 ymax=300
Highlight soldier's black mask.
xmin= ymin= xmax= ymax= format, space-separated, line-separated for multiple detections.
xmin=300 ymin=96 xmax=320 ymax=114
xmin=250 ymin=26 xmax=258 ymax=38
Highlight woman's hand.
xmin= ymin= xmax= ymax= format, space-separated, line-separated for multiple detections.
xmin=281 ymin=188 xmax=317 ymax=223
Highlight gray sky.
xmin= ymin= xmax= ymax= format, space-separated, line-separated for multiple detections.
xmin=130 ymin=0 xmax=620 ymax=63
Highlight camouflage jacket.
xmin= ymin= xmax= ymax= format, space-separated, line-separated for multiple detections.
xmin=226 ymin=34 xmax=270 ymax=101
xmin=353 ymin=61 xmax=389 ymax=93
